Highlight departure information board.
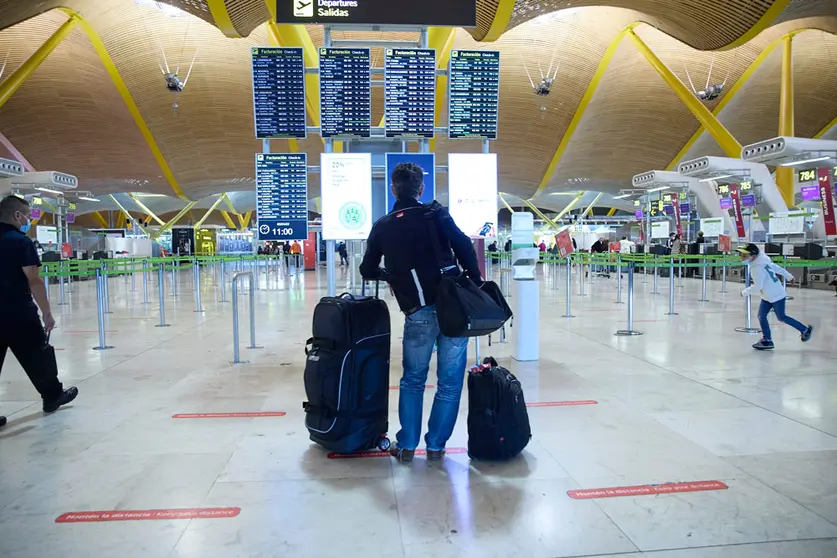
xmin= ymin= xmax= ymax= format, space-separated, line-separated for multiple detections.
xmin=319 ymin=48 xmax=372 ymax=139
xmin=448 ymin=50 xmax=500 ymax=140
xmin=255 ymin=153 xmax=308 ymax=241
xmin=251 ymin=47 xmax=307 ymax=139
xmin=385 ymin=49 xmax=436 ymax=139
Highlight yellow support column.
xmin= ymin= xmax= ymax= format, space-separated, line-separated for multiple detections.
xmin=128 ymin=194 xmax=166 ymax=225
xmin=627 ymin=28 xmax=741 ymax=159
xmin=206 ymin=0 xmax=240 ymax=38
xmin=521 ymin=199 xmax=561 ymax=229
xmin=220 ymin=210 xmax=237 ymax=230
xmin=776 ymin=35 xmax=796 ymax=208
xmin=0 ymin=15 xmax=78 ymax=110
xmin=480 ymin=0 xmax=516 ymax=42
xmin=607 ymin=208 xmax=618 ymax=217
xmin=498 ymin=194 xmax=514 ymax=213
xmin=554 ymin=192 xmax=586 ymax=220
xmin=92 ymin=211 xmax=109 ymax=229
xmin=238 ymin=211 xmax=253 ymax=231
xmin=193 ymin=195 xmax=228 ymax=229
xmin=159 ymin=202 xmax=198 ymax=233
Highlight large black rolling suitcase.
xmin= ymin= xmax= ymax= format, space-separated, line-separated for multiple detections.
xmin=303 ymin=292 xmax=392 ymax=454
xmin=467 ymin=357 xmax=531 ymax=461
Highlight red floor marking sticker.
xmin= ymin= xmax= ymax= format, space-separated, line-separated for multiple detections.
xmin=327 ymin=447 xmax=467 ymax=459
xmin=56 ymin=507 xmax=240 ymax=523
xmin=568 ymin=480 xmax=728 ymax=500
xmin=389 ymin=385 xmax=435 ymax=390
xmin=527 ymin=400 xmax=598 ymax=407
xmin=172 ymin=412 xmax=286 ymax=419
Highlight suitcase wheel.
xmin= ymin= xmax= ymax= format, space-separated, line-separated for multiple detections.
xmin=377 ymin=437 xmax=391 ymax=452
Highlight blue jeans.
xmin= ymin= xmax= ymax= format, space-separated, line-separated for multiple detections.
xmin=397 ymin=305 xmax=468 ymax=451
xmin=758 ymin=298 xmax=806 ymax=341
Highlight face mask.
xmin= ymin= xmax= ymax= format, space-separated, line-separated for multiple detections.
xmin=15 ymin=212 xmax=30 ymax=234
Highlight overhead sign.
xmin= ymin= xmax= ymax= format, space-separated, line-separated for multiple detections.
xmin=448 ymin=50 xmax=500 ymax=140
xmin=798 ymin=168 xmax=818 ymax=183
xmin=555 ymin=230 xmax=574 ymax=258
xmin=801 ymin=185 xmax=821 ymax=201
xmin=276 ymin=0 xmax=476 ymax=26
xmin=384 ymin=153 xmax=436 ymax=212
xmin=729 ymin=184 xmax=747 ymax=239
xmin=251 ymin=47 xmax=307 ymax=139
xmin=651 ymin=221 xmax=670 ymax=239
xmin=741 ymin=194 xmax=756 ymax=208
xmin=321 ymin=153 xmax=373 ymax=240
xmin=719 ymin=198 xmax=733 ymax=210
xmin=319 ymin=48 xmax=372 ymax=139
xmin=769 ymin=211 xmax=806 ymax=235
xmin=255 ymin=153 xmax=308 ymax=241
xmin=700 ymin=217 xmax=724 ymax=237
xmin=448 ymin=153 xmax=498 ymax=237
xmin=635 ymin=210 xmax=643 ymax=220
xmin=818 ymin=167 xmax=837 ymax=236
xmin=384 ymin=49 xmax=436 ymax=139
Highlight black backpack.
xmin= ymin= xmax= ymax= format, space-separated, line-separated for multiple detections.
xmin=467 ymin=357 xmax=531 ymax=460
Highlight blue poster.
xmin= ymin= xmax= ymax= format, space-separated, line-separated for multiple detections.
xmin=385 ymin=153 xmax=436 ymax=213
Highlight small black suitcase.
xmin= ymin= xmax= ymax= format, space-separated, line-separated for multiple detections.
xmin=303 ymin=292 xmax=391 ymax=454
xmin=467 ymin=357 xmax=531 ymax=461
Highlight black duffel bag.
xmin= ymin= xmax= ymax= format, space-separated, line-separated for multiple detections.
xmin=435 ymin=276 xmax=511 ymax=338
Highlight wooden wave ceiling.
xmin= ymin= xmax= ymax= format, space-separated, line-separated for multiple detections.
xmin=0 ymin=0 xmax=836 ymax=208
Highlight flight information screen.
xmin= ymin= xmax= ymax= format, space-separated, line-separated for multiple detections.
xmin=448 ymin=50 xmax=500 ymax=140
xmin=255 ymin=153 xmax=309 ymax=241
xmin=251 ymin=47 xmax=307 ymax=139
xmin=385 ymin=48 xmax=436 ymax=139
xmin=319 ymin=48 xmax=372 ymax=139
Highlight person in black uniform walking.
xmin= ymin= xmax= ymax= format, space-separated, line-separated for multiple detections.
xmin=0 ymin=195 xmax=77 ymax=427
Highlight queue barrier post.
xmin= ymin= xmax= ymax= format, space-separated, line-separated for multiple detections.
xmin=142 ymin=260 xmax=149 ymax=305
xmin=651 ymin=258 xmax=660 ymax=295
xmin=615 ymin=262 xmax=643 ymax=337
xmin=699 ymin=256 xmax=710 ymax=302
xmin=92 ymin=268 xmax=114 ymax=351
xmin=102 ymin=262 xmax=112 ymax=314
xmin=783 ymin=256 xmax=794 ymax=301
xmin=131 ymin=258 xmax=136 ymax=293
xmin=58 ymin=262 xmax=67 ymax=306
xmin=194 ymin=260 xmax=204 ymax=313
xmin=666 ymin=256 xmax=678 ymax=316
xmin=43 ymin=264 xmax=50 ymax=301
xmin=615 ymin=255 xmax=624 ymax=304
xmin=232 ymin=271 xmax=261 ymax=364
xmin=735 ymin=264 xmax=761 ymax=334
xmin=220 ymin=260 xmax=228 ymax=302
xmin=720 ymin=259 xmax=729 ymax=294
xmin=156 ymin=263 xmax=170 ymax=328
xmin=561 ymin=256 xmax=575 ymax=318
xmin=579 ymin=255 xmax=586 ymax=297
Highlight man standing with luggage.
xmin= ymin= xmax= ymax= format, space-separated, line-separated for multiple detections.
xmin=0 ymin=195 xmax=78 ymax=428
xmin=360 ymin=163 xmax=482 ymax=463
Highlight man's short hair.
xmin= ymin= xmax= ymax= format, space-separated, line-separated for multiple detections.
xmin=0 ymin=194 xmax=29 ymax=220
xmin=391 ymin=163 xmax=424 ymax=201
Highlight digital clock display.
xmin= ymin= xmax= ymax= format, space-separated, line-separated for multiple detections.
xmin=798 ymin=169 xmax=818 ymax=183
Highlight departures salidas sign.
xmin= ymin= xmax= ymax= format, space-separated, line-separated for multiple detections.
xmin=277 ymin=0 xmax=476 ymax=26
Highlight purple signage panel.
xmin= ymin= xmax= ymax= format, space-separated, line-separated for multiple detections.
xmin=801 ymin=185 xmax=821 ymax=201
xmin=720 ymin=198 xmax=733 ymax=210
xmin=66 ymin=212 xmax=76 ymax=224
xmin=635 ymin=210 xmax=643 ymax=220
xmin=741 ymin=194 xmax=756 ymax=208
xmin=30 ymin=208 xmax=42 ymax=220
xmin=680 ymin=203 xmax=690 ymax=215
xmin=663 ymin=205 xmax=675 ymax=216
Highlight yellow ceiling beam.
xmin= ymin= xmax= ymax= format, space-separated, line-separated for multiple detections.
xmin=159 ymin=201 xmax=198 ymax=233
xmin=532 ymin=26 xmax=633 ymax=199
xmin=193 ymin=195 xmax=228 ymax=228
xmin=60 ymin=9 xmax=189 ymax=201
xmin=498 ymin=194 xmax=514 ymax=213
xmin=0 ymin=14 xmax=78 ymax=110
xmin=607 ymin=208 xmax=618 ymax=217
xmin=554 ymin=192 xmax=586 ymax=220
xmin=480 ymin=0 xmax=516 ymax=43
xmin=776 ymin=35 xmax=795 ymax=208
xmin=238 ymin=211 xmax=253 ymax=231
xmin=521 ymin=199 xmax=560 ymax=229
xmin=581 ymin=192 xmax=604 ymax=217
xmin=220 ymin=210 xmax=237 ymax=230
xmin=128 ymin=193 xmax=166 ymax=225
xmin=815 ymin=115 xmax=837 ymax=139
xmin=109 ymin=194 xmax=153 ymax=237
xmin=714 ymin=0 xmax=793 ymax=51
xmin=428 ymin=27 xmax=457 ymax=153
xmin=627 ymin=28 xmax=741 ymax=160
xmin=92 ymin=211 xmax=109 ymax=228
xmin=206 ymin=0 xmax=241 ymax=38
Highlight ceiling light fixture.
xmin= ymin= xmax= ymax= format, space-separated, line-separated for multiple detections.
xmin=35 ymin=187 xmax=62 ymax=195
xmin=648 ymin=186 xmax=670 ymax=193
xmin=78 ymin=196 xmax=100 ymax=202
xmin=780 ymin=156 xmax=831 ymax=167
xmin=612 ymin=194 xmax=631 ymax=199
xmin=698 ymin=174 xmax=732 ymax=183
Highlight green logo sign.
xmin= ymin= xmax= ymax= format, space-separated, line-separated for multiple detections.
xmin=339 ymin=202 xmax=366 ymax=230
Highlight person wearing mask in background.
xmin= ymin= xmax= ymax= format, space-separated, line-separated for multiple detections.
xmin=361 ymin=163 xmax=482 ymax=464
xmin=737 ymin=244 xmax=813 ymax=351
xmin=667 ymin=232 xmax=676 ymax=252
xmin=0 ymin=196 xmax=78 ymax=428
xmin=671 ymin=233 xmax=685 ymax=255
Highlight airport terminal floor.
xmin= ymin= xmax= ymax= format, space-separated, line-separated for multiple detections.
xmin=1 ymin=262 xmax=836 ymax=558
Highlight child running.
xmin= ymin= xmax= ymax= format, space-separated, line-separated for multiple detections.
xmin=737 ymin=243 xmax=814 ymax=350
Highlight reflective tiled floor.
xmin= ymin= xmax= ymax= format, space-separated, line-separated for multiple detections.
xmin=1 ymin=262 xmax=836 ymax=557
